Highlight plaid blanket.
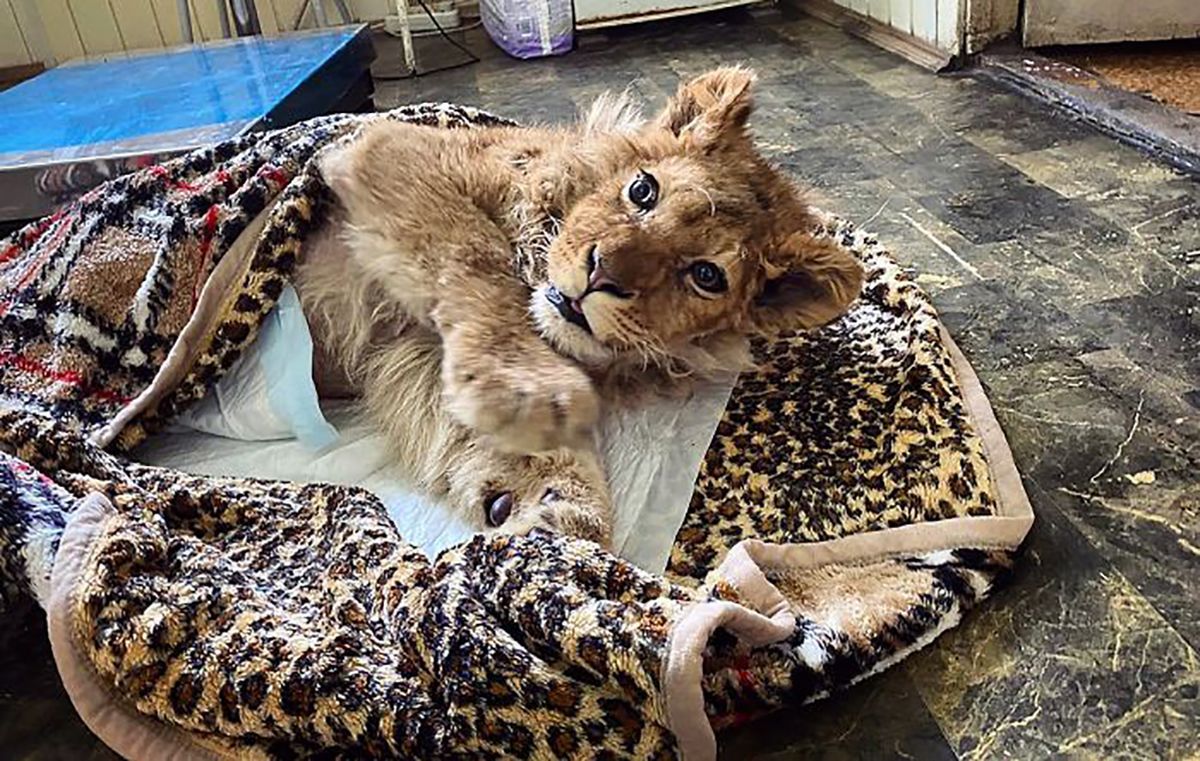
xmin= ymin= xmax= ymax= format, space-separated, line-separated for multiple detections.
xmin=0 ymin=105 xmax=1032 ymax=759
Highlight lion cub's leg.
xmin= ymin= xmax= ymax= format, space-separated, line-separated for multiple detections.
xmin=359 ymin=329 xmax=613 ymax=546
xmin=433 ymin=271 xmax=600 ymax=455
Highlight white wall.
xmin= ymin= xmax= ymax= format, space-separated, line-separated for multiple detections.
xmin=0 ymin=0 xmax=47 ymax=66
xmin=0 ymin=0 xmax=392 ymax=67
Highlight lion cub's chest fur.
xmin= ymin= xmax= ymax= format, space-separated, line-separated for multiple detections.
xmin=297 ymin=122 xmax=578 ymax=389
xmin=307 ymin=123 xmax=567 ymax=320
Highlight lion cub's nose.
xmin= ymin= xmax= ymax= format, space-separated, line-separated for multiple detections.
xmin=585 ymin=246 xmax=630 ymax=297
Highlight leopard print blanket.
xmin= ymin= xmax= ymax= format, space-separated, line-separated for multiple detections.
xmin=0 ymin=105 xmax=1033 ymax=759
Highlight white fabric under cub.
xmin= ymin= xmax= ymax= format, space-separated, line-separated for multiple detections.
xmin=172 ymin=285 xmax=339 ymax=450
xmin=601 ymin=379 xmax=732 ymax=571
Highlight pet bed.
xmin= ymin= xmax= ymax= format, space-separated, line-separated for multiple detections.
xmin=0 ymin=104 xmax=1033 ymax=760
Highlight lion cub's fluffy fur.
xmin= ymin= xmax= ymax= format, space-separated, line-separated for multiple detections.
xmin=296 ymin=67 xmax=863 ymax=546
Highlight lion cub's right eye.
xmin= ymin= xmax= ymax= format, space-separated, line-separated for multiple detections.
xmin=687 ymin=260 xmax=728 ymax=296
xmin=626 ymin=171 xmax=659 ymax=212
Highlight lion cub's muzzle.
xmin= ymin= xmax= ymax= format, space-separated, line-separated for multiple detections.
xmin=546 ymin=244 xmax=636 ymax=336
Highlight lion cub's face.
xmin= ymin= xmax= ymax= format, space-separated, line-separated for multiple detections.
xmin=531 ymin=67 xmax=864 ymax=373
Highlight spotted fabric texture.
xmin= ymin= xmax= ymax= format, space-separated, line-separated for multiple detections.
xmin=58 ymin=462 xmax=691 ymax=759
xmin=0 ymin=106 xmax=1028 ymax=758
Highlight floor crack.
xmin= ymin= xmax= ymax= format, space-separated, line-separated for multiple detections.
xmin=1090 ymin=389 xmax=1145 ymax=483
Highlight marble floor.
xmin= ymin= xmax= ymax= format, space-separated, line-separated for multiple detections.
xmin=2 ymin=8 xmax=1198 ymax=759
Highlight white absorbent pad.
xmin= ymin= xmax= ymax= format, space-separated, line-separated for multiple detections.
xmin=134 ymin=291 xmax=732 ymax=572
xmin=171 ymin=285 xmax=340 ymax=449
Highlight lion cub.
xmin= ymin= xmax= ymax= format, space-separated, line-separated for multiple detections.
xmin=296 ymin=67 xmax=863 ymax=547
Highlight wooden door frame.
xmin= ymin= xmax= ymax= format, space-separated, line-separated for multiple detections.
xmin=961 ymin=0 xmax=1020 ymax=53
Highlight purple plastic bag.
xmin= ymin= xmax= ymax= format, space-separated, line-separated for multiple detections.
xmin=480 ymin=0 xmax=574 ymax=59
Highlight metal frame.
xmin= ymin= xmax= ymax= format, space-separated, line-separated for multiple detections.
xmin=393 ymin=0 xmax=417 ymax=74
xmin=178 ymin=0 xmax=278 ymax=43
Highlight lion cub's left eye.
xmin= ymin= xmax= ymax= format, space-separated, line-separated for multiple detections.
xmin=688 ymin=260 xmax=728 ymax=295
xmin=626 ymin=172 xmax=659 ymax=211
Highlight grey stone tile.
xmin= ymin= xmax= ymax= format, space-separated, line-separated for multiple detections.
xmin=906 ymin=483 xmax=1200 ymax=760
xmin=719 ymin=669 xmax=957 ymax=761
xmin=0 ymin=604 xmax=119 ymax=760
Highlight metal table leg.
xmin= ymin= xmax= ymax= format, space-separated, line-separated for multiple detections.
xmin=230 ymin=0 xmax=263 ymax=35
xmin=177 ymin=0 xmax=194 ymax=42
xmin=312 ymin=0 xmax=329 ymax=26
xmin=216 ymin=0 xmax=232 ymax=37
xmin=331 ymin=0 xmax=353 ymax=23
xmin=394 ymin=0 xmax=416 ymax=73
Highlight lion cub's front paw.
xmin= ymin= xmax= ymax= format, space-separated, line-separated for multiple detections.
xmin=445 ymin=359 xmax=600 ymax=454
xmin=485 ymin=489 xmax=611 ymax=547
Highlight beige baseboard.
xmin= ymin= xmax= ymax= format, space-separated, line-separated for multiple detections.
xmin=784 ymin=0 xmax=953 ymax=72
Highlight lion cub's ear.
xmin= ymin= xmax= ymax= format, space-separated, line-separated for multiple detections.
xmin=656 ymin=66 xmax=757 ymax=152
xmin=750 ymin=232 xmax=864 ymax=335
